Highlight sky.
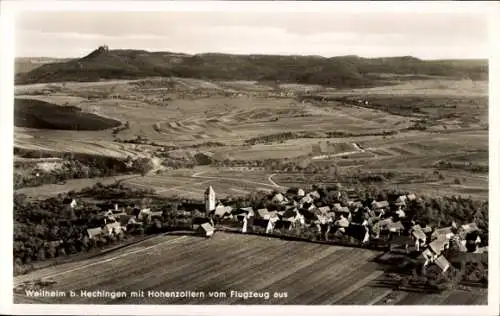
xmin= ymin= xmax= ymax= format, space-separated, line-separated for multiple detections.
xmin=14 ymin=7 xmax=491 ymax=60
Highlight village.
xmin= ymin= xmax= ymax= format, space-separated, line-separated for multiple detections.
xmin=78 ymin=184 xmax=486 ymax=277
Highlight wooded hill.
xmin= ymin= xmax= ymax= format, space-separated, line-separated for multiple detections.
xmin=15 ymin=47 xmax=488 ymax=87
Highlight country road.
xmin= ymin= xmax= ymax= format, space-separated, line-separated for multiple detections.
xmin=192 ymin=170 xmax=286 ymax=189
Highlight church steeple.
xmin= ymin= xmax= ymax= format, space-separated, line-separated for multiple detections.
xmin=205 ymin=185 xmax=216 ymax=213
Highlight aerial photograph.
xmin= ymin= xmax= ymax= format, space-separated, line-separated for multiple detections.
xmin=11 ymin=5 xmax=490 ymax=307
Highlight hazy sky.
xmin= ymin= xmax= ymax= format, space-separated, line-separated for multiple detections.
xmin=15 ymin=10 xmax=490 ymax=59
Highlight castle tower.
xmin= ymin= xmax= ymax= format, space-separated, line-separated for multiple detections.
xmin=205 ymin=185 xmax=216 ymax=213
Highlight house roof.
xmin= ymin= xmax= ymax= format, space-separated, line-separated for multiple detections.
xmin=335 ymin=217 xmax=350 ymax=228
xmin=87 ymin=227 xmax=102 ymax=238
xmin=257 ymin=208 xmax=270 ymax=219
xmin=432 ymin=227 xmax=454 ymax=239
xmin=406 ymin=193 xmax=417 ymax=201
xmin=215 ymin=205 xmax=233 ymax=217
xmin=422 ymin=249 xmax=434 ymax=261
xmin=387 ymin=221 xmax=405 ymax=232
xmin=151 ymin=211 xmax=163 ymax=217
xmin=200 ymin=222 xmax=214 ymax=233
xmin=317 ymin=206 xmax=331 ymax=214
xmin=395 ymin=209 xmax=406 ymax=218
xmin=429 ymin=238 xmax=448 ymax=255
xmin=309 ymin=191 xmax=321 ymax=199
xmin=371 ymin=201 xmax=389 ymax=209
xmin=395 ymin=195 xmax=407 ymax=204
xmin=459 ymin=223 xmax=480 ymax=237
xmin=272 ymin=193 xmax=287 ymax=202
xmin=281 ymin=208 xmax=298 ymax=219
xmin=333 ymin=203 xmax=343 ymax=212
xmin=411 ymin=228 xmax=427 ymax=241
xmin=434 ymin=255 xmax=451 ymax=272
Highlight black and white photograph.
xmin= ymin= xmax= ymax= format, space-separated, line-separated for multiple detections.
xmin=2 ymin=1 xmax=499 ymax=315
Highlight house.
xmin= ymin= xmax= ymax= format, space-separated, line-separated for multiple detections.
xmin=198 ymin=222 xmax=214 ymax=237
xmin=87 ymin=227 xmax=103 ymax=239
xmin=103 ymin=222 xmax=125 ymax=236
xmin=410 ymin=225 xmax=427 ymax=251
xmin=333 ymin=203 xmax=343 ymax=212
xmin=395 ymin=207 xmax=406 ymax=218
xmin=434 ymin=255 xmax=451 ymax=273
xmin=316 ymin=206 xmax=331 ymax=215
xmin=380 ymin=219 xmax=405 ymax=234
xmin=70 ymin=199 xmax=77 ymax=209
xmin=406 ymin=193 xmax=417 ymax=201
xmin=334 ymin=216 xmax=350 ymax=233
xmin=137 ymin=208 xmax=152 ymax=221
xmin=151 ymin=211 xmax=164 ymax=219
xmin=297 ymin=188 xmax=305 ymax=197
xmin=256 ymin=208 xmax=271 ymax=220
xmin=300 ymin=195 xmax=314 ymax=205
xmin=431 ymin=226 xmax=455 ymax=241
xmin=214 ymin=205 xmax=233 ymax=218
xmin=428 ymin=238 xmax=449 ymax=256
xmin=458 ymin=222 xmax=480 ymax=240
xmin=233 ymin=207 xmax=254 ymax=221
xmin=371 ymin=200 xmax=389 ymax=210
xmin=348 ymin=201 xmax=363 ymax=209
xmin=309 ymin=191 xmax=321 ymax=200
xmin=449 ymin=236 xmax=468 ymax=252
xmin=272 ymin=193 xmax=288 ymax=204
xmin=266 ymin=216 xmax=280 ymax=234
xmin=395 ymin=195 xmax=407 ymax=206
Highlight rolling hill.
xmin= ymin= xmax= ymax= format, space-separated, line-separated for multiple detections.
xmin=15 ymin=47 xmax=488 ymax=87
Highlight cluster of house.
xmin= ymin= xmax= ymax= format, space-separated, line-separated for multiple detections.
xmin=203 ymin=186 xmax=485 ymax=273
xmin=83 ymin=201 xmax=163 ymax=241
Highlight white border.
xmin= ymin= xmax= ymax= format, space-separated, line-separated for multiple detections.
xmin=1 ymin=1 xmax=499 ymax=316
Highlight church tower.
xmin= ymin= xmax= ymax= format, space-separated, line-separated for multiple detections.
xmin=205 ymin=185 xmax=216 ymax=213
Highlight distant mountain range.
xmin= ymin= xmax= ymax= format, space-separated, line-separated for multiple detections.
xmin=15 ymin=47 xmax=488 ymax=87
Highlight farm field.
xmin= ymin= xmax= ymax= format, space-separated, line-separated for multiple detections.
xmin=14 ymin=233 xmax=486 ymax=305
xmin=14 ymin=233 xmax=385 ymax=304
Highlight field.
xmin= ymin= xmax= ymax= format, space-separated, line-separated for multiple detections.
xmin=13 ymin=233 xmax=486 ymax=305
